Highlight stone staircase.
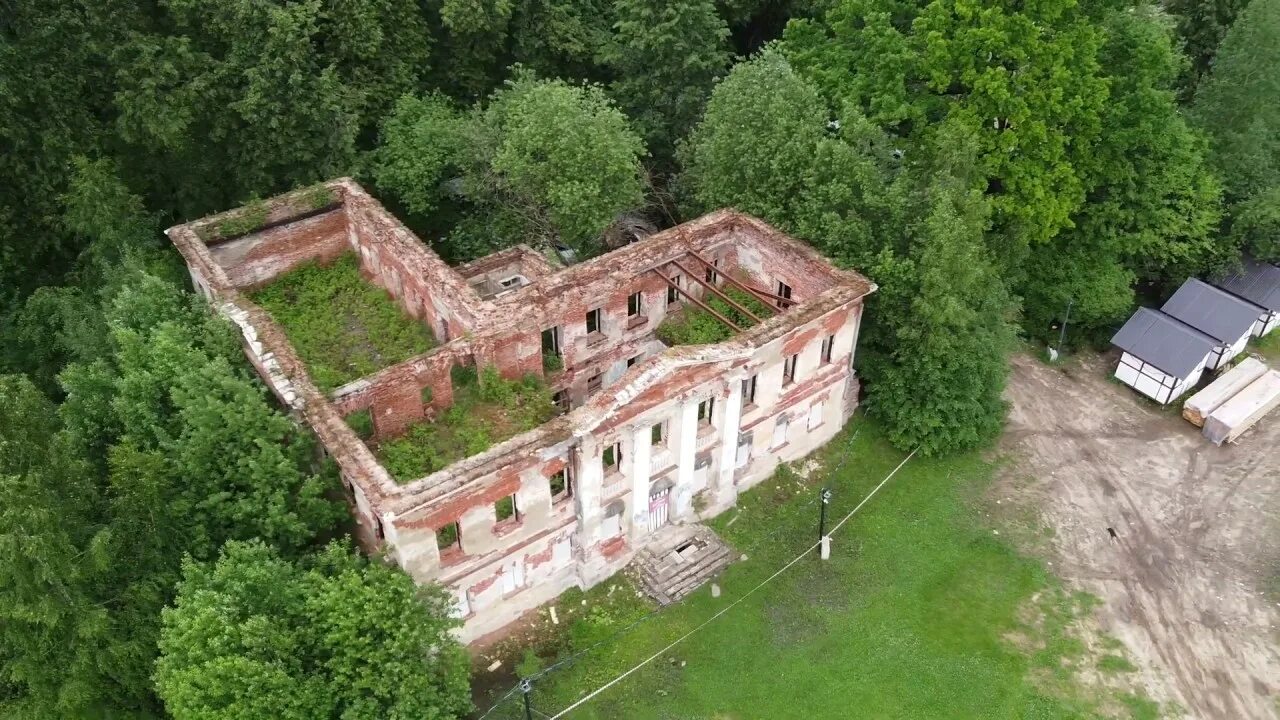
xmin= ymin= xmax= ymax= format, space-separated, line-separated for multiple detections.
xmin=633 ymin=524 xmax=735 ymax=605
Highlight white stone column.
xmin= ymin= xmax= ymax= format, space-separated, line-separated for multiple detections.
xmin=672 ymin=400 xmax=699 ymax=519
xmin=573 ymin=436 xmax=604 ymax=549
xmin=710 ymin=377 xmax=743 ymax=513
xmin=627 ymin=425 xmax=652 ymax=541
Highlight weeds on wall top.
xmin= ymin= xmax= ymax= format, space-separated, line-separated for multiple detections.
xmin=215 ymin=198 xmax=270 ymax=239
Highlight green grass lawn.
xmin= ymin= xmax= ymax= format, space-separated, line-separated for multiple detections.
xmin=375 ymin=367 xmax=559 ymax=483
xmin=1253 ymin=331 xmax=1280 ymax=363
xmin=479 ymin=420 xmax=1152 ymax=720
xmin=250 ymin=254 xmax=436 ymax=391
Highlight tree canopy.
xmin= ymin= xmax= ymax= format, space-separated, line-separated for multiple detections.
xmin=374 ymin=74 xmax=647 ymax=259
xmin=155 ymin=540 xmax=470 ymax=720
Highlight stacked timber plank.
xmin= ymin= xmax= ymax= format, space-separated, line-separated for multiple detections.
xmin=1202 ymin=369 xmax=1280 ymax=445
xmin=1183 ymin=357 xmax=1268 ymax=426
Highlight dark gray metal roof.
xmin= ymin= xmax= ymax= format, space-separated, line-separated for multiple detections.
xmin=1160 ymin=278 xmax=1260 ymax=343
xmin=1212 ymin=258 xmax=1280 ymax=312
xmin=1111 ymin=308 xmax=1217 ymax=379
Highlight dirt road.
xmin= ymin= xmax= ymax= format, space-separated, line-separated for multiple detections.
xmin=1001 ymin=353 xmax=1280 ymax=719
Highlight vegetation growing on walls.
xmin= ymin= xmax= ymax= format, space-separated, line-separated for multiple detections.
xmin=375 ymin=366 xmax=559 ymax=482
xmin=655 ymin=284 xmax=772 ymax=346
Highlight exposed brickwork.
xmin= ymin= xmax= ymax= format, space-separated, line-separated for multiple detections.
xmin=167 ymin=178 xmax=875 ymax=643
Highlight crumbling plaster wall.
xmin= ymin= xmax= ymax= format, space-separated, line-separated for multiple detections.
xmin=167 ymin=180 xmax=876 ymax=644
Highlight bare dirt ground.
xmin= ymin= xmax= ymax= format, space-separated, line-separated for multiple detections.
xmin=999 ymin=352 xmax=1280 ymax=719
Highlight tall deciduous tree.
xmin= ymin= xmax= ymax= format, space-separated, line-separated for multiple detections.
xmin=155 ymin=540 xmax=470 ymax=720
xmin=114 ymin=0 xmax=360 ymax=218
xmin=1191 ymin=0 xmax=1280 ymax=203
xmin=679 ymin=49 xmax=907 ymax=266
xmin=783 ymin=0 xmax=1110 ymax=266
xmin=1025 ymin=6 xmax=1227 ymax=337
xmin=602 ymin=0 xmax=731 ymax=162
xmin=375 ymin=74 xmax=647 ymax=259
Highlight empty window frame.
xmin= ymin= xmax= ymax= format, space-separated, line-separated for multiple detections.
xmin=436 ymin=521 xmax=461 ymax=552
xmin=782 ymin=354 xmax=798 ymax=386
xmin=627 ymin=354 xmax=642 ymax=368
xmin=495 ymin=495 xmax=519 ymax=524
xmin=627 ymin=291 xmax=643 ymax=317
xmin=741 ymin=374 xmax=757 ymax=407
xmin=705 ymin=258 xmax=720 ymax=285
xmin=587 ymin=373 xmax=603 ymax=394
xmin=697 ymin=397 xmax=715 ymax=426
xmin=651 ymin=421 xmax=667 ymax=446
xmin=602 ymin=441 xmax=622 ymax=472
xmin=666 ymin=276 xmax=681 ymax=305
xmin=820 ymin=334 xmax=835 ymax=364
xmin=549 ymin=467 xmax=572 ymax=503
xmin=586 ymin=307 xmax=602 ymax=334
xmin=552 ymin=389 xmax=570 ymax=412
xmin=775 ymin=280 xmax=793 ymax=308
xmin=541 ymin=326 xmax=561 ymax=356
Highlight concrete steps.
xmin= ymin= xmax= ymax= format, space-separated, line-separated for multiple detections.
xmin=633 ymin=524 xmax=735 ymax=605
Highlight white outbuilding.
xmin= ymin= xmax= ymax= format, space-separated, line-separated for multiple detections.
xmin=1111 ymin=308 xmax=1217 ymax=405
xmin=1160 ymin=278 xmax=1259 ymax=370
xmin=1212 ymin=258 xmax=1280 ymax=337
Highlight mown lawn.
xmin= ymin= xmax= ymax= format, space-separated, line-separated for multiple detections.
xmin=479 ymin=419 xmax=1150 ymax=720
xmin=250 ymin=254 xmax=436 ymax=391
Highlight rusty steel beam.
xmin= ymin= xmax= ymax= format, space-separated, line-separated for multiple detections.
xmin=668 ymin=258 xmax=766 ymax=324
xmin=650 ymin=269 xmax=743 ymax=334
xmin=685 ymin=250 xmax=798 ymax=308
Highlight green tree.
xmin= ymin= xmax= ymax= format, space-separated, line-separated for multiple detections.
xmin=0 ymin=376 xmax=135 ymax=719
xmin=1191 ymin=0 xmax=1280 ymax=204
xmin=862 ymin=176 xmax=1018 ymax=455
xmin=679 ymin=50 xmax=907 ymax=266
xmin=1230 ymin=186 xmax=1280 ymax=261
xmin=155 ymin=540 xmax=470 ymax=720
xmin=0 ymin=0 xmax=138 ymax=297
xmin=679 ymin=50 xmax=830 ymax=226
xmin=1025 ymin=6 xmax=1227 ymax=337
xmin=1166 ymin=0 xmax=1252 ymax=97
xmin=783 ymin=0 xmax=1110 ymax=265
xmin=602 ymin=0 xmax=732 ymax=162
xmin=375 ymin=74 xmax=647 ymax=259
xmin=1 ymin=269 xmax=342 ymax=717
xmin=372 ymin=94 xmax=468 ymax=218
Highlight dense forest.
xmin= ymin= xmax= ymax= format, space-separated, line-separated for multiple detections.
xmin=2 ymin=0 xmax=1277 ymax=717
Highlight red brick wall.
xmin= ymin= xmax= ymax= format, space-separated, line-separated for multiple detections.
xmin=209 ymin=209 xmax=348 ymax=289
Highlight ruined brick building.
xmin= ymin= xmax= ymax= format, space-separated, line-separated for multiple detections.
xmin=167 ymin=179 xmax=875 ymax=641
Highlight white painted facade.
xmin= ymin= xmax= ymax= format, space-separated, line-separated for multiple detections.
xmin=1114 ymin=351 xmax=1208 ymax=405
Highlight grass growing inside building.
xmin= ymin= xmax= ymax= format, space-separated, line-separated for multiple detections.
xmin=250 ymin=254 xmax=436 ymax=391
xmin=478 ymin=420 xmax=1155 ymax=720
xmin=375 ymin=367 xmax=559 ymax=483
xmin=655 ymin=284 xmax=772 ymax=346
